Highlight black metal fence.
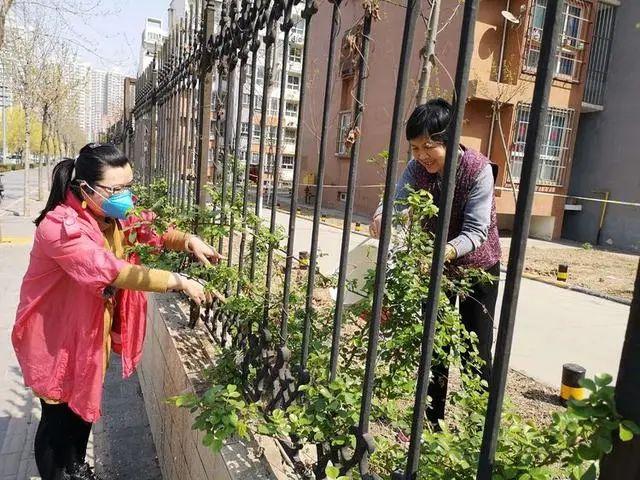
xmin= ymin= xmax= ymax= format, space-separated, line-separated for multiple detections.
xmin=129 ymin=0 xmax=640 ymax=478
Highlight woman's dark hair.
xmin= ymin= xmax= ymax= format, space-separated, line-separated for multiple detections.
xmin=35 ymin=143 xmax=131 ymax=226
xmin=406 ymin=98 xmax=452 ymax=144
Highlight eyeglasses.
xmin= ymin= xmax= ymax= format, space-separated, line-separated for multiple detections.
xmin=93 ymin=183 xmax=133 ymax=196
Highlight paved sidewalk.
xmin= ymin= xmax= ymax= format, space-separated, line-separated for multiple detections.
xmin=0 ymin=203 xmax=162 ymax=479
xmin=261 ymin=207 xmax=631 ymax=388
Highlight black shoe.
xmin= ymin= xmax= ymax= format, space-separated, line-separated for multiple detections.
xmin=67 ymin=462 xmax=102 ymax=480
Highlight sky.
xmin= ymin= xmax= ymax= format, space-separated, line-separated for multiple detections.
xmin=63 ymin=0 xmax=169 ymax=76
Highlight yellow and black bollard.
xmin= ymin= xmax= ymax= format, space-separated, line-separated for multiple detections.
xmin=355 ymin=222 xmax=362 ymax=232
xmin=560 ymin=363 xmax=587 ymax=404
xmin=321 ymin=214 xmax=327 ymax=223
xmin=557 ymin=264 xmax=569 ymax=282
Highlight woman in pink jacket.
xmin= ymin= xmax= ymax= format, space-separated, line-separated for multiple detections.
xmin=12 ymin=143 xmax=220 ymax=480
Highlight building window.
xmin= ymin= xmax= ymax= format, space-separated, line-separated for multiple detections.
xmin=524 ymin=0 xmax=591 ymax=82
xmin=338 ymin=192 xmax=347 ymax=202
xmin=340 ymin=24 xmax=363 ymax=78
xmin=282 ymin=155 xmax=294 ymax=168
xmin=284 ymin=128 xmax=297 ymax=145
xmin=289 ymin=46 xmax=302 ymax=64
xmin=267 ymin=97 xmax=279 ymax=116
xmin=254 ymin=94 xmax=263 ymax=111
xmin=252 ymin=124 xmax=262 ymax=142
xmin=268 ymin=125 xmax=278 ymax=142
xmin=286 ymin=74 xmax=300 ymax=91
xmin=256 ymin=66 xmax=264 ymax=86
xmin=285 ymin=101 xmax=298 ymax=117
xmin=583 ymin=2 xmax=617 ymax=107
xmin=264 ymin=153 xmax=276 ymax=172
xmin=241 ymin=122 xmax=249 ymax=136
xmin=509 ymin=103 xmax=575 ymax=187
xmin=291 ymin=19 xmax=304 ymax=39
xmin=336 ymin=111 xmax=353 ymax=156
xmin=242 ymin=93 xmax=250 ymax=106
xmin=251 ymin=153 xmax=260 ymax=165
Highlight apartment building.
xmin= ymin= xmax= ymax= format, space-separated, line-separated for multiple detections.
xmin=139 ymin=18 xmax=167 ymax=76
xmin=562 ymin=0 xmax=638 ymax=251
xmin=299 ymin=0 xmax=603 ymax=240
xmin=209 ymin=3 xmax=306 ymax=189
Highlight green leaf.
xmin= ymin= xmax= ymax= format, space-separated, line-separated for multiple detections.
xmin=580 ymin=463 xmax=597 ymax=480
xmin=620 ymin=423 xmax=634 ymax=441
xmin=325 ymin=465 xmax=340 ymax=479
xmin=577 ymin=444 xmax=600 ymax=461
xmin=203 ymin=433 xmax=214 ymax=446
xmin=596 ymin=434 xmax=613 ymax=453
xmin=622 ymin=420 xmax=640 ymax=435
xmin=580 ymin=378 xmax=597 ymax=392
xmin=595 ymin=373 xmax=613 ymax=387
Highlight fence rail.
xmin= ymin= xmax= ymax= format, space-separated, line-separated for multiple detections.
xmin=128 ymin=0 xmax=640 ymax=478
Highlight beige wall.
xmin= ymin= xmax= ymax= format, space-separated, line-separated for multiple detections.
xmin=138 ymin=294 xmax=292 ymax=480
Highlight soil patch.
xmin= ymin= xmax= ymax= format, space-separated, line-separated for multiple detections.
xmin=501 ymin=244 xmax=637 ymax=302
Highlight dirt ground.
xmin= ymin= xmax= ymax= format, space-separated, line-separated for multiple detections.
xmin=501 ymin=243 xmax=638 ymax=302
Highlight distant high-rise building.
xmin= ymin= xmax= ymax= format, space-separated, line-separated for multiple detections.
xmin=105 ymin=71 xmax=125 ymax=125
xmin=89 ymin=70 xmax=106 ymax=142
xmin=85 ymin=69 xmax=126 ymax=142
xmin=138 ymin=18 xmax=167 ymax=76
xmin=66 ymin=62 xmax=91 ymax=135
xmin=168 ymin=0 xmax=197 ymax=30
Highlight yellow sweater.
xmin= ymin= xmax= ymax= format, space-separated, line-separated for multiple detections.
xmin=40 ymin=220 xmax=189 ymax=404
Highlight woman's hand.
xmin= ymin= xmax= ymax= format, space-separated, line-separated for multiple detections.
xmin=187 ymin=236 xmax=223 ymax=267
xmin=369 ymin=213 xmax=382 ymax=239
xmin=168 ymin=273 xmax=213 ymax=306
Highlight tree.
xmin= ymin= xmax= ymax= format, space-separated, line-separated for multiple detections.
xmin=0 ymin=1 xmax=14 ymax=50
xmin=4 ymin=4 xmax=58 ymax=215
xmin=36 ymin=43 xmax=85 ymax=196
xmin=0 ymin=0 xmax=112 ymax=50
xmin=0 ymin=105 xmax=42 ymax=154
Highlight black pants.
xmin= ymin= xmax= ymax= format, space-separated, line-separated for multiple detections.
xmin=34 ymin=400 xmax=93 ymax=480
xmin=426 ymin=262 xmax=500 ymax=424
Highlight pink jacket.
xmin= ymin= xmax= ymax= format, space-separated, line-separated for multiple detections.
xmin=12 ymin=192 xmax=161 ymax=422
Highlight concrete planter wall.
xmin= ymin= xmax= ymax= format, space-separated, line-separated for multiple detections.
xmin=138 ymin=293 xmax=299 ymax=480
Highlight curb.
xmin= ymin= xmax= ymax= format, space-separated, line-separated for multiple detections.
xmin=274 ymin=205 xmax=370 ymax=238
xmin=500 ymin=266 xmax=631 ymax=306
xmin=0 ymin=237 xmax=33 ymax=245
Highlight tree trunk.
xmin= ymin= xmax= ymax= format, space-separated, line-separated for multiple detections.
xmin=0 ymin=0 xmax=15 ymax=51
xmin=56 ymin=130 xmax=62 ymax=158
xmin=38 ymin=105 xmax=49 ymax=201
xmin=46 ymin=136 xmax=52 ymax=190
xmin=415 ymin=0 xmax=441 ymax=106
xmin=23 ymin=106 xmax=30 ymax=216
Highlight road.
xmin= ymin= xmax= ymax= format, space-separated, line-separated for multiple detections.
xmin=1 ymin=168 xmax=46 ymax=218
xmin=261 ymin=207 xmax=631 ymax=388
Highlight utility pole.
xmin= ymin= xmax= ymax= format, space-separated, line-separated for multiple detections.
xmin=415 ymin=0 xmax=441 ymax=106
xmin=1 ymin=62 xmax=7 ymax=165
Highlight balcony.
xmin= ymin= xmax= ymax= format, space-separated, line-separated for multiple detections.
xmin=287 ymin=60 xmax=302 ymax=74
xmin=582 ymin=1 xmax=617 ymax=111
